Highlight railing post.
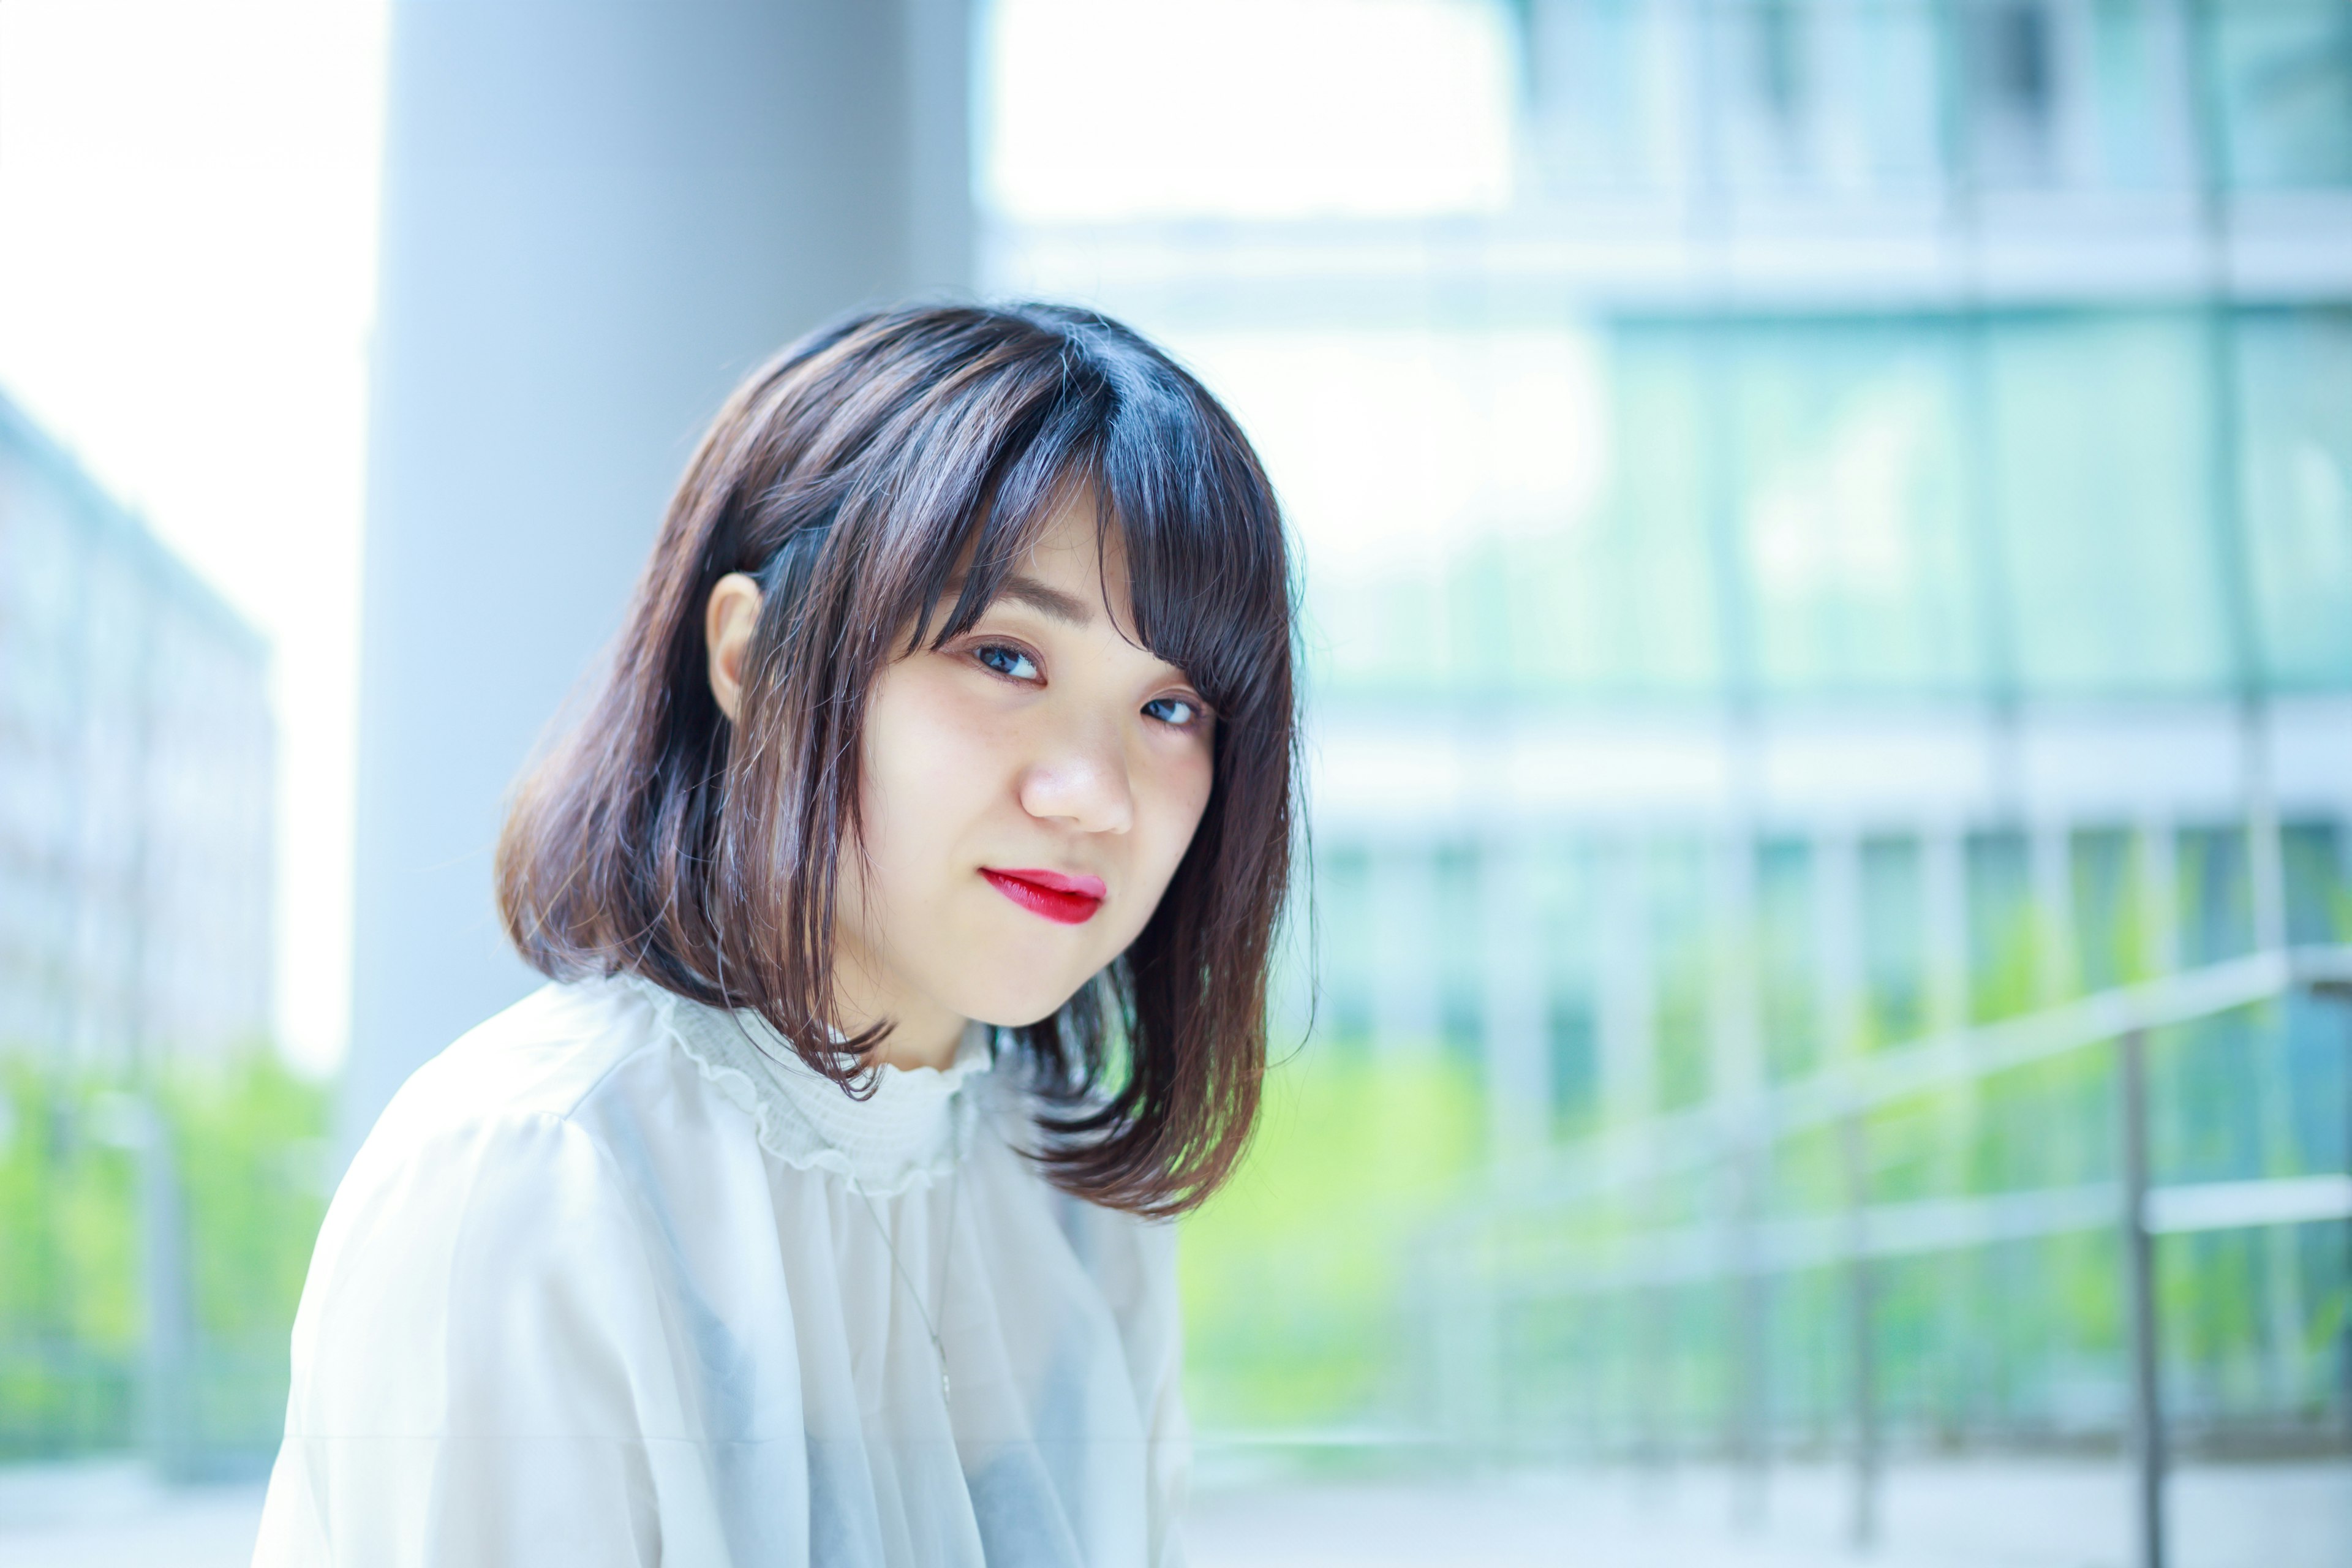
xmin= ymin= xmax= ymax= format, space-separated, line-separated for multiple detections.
xmin=1814 ymin=829 xmax=1878 ymax=1548
xmin=2313 ymin=974 xmax=2352 ymax=1447
xmin=2118 ymin=1027 xmax=2166 ymax=1568
xmin=94 ymin=1090 xmax=198 ymax=1477
xmin=1725 ymin=1134 xmax=1769 ymax=1531
xmin=1841 ymin=1111 xmax=1880 ymax=1551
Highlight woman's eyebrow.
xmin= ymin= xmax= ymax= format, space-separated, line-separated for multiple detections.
xmin=984 ymin=573 xmax=1095 ymax=627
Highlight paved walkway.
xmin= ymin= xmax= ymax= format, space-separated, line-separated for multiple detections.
xmin=0 ymin=1461 xmax=270 ymax=1568
xmin=1 ymin=1457 xmax=2343 ymax=1566
xmin=1187 ymin=1459 xmax=2351 ymax=1568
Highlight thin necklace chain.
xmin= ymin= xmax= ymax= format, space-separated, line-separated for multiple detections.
xmin=720 ymin=1008 xmax=967 ymax=1406
xmin=845 ymin=1153 xmax=960 ymax=1406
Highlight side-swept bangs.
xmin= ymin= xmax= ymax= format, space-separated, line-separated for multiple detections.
xmin=495 ymin=302 xmax=1298 ymax=1215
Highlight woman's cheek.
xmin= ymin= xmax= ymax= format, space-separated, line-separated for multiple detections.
xmin=1167 ymin=733 xmax=1215 ymax=833
xmin=872 ymin=664 xmax=998 ymax=809
xmin=1142 ymin=747 xmax=1215 ymax=892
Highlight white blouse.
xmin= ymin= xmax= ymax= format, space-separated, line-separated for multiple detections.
xmin=253 ymin=971 xmax=1189 ymax=1566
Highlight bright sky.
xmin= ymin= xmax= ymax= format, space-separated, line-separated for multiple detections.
xmin=981 ymin=0 xmax=1563 ymax=579
xmin=0 ymin=1 xmax=388 ymax=1076
xmin=983 ymin=0 xmax=1517 ymax=222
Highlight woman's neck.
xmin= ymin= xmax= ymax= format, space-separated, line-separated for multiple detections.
xmin=864 ymin=1006 xmax=967 ymax=1073
xmin=831 ymin=938 xmax=968 ymax=1072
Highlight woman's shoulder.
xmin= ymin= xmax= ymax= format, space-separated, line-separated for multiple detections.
xmin=307 ymin=974 xmax=686 ymax=1338
xmin=347 ymin=972 xmax=674 ymax=1188
xmin=288 ymin=974 xmax=698 ymax=1447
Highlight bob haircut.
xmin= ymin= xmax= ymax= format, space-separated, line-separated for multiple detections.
xmin=496 ymin=302 xmax=1298 ymax=1216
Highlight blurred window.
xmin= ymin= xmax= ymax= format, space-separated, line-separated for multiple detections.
xmin=2211 ymin=0 xmax=2352 ymax=189
xmin=1542 ymin=325 xmax=1730 ymax=697
xmin=2178 ymin=824 xmax=2257 ymax=963
xmin=1986 ymin=311 xmax=2233 ymax=698
xmin=1965 ymin=828 xmax=2034 ymax=1021
xmin=1645 ymin=834 xmax=1713 ymax=1110
xmin=1730 ymin=319 xmax=1984 ymax=698
xmin=1368 ymin=842 xmax=1447 ymax=1047
xmin=1962 ymin=0 xmax=2061 ymax=186
xmin=1830 ymin=0 xmax=1947 ymax=192
xmin=2069 ymin=827 xmax=2138 ymax=989
xmin=2282 ymin=820 xmax=2350 ymax=944
xmin=1434 ymin=843 xmax=1486 ymax=1055
xmin=1860 ymin=834 xmax=1928 ymax=1044
xmin=1522 ymin=0 xmax=1671 ymax=196
xmin=1755 ymin=836 xmax=1819 ymax=1081
xmin=2236 ymin=307 xmax=2352 ymax=689
xmin=1314 ymin=843 xmax=1377 ymax=1044
xmin=1526 ymin=837 xmax=1604 ymax=1132
xmin=1722 ymin=0 xmax=1817 ymax=188
xmin=2085 ymin=0 xmax=2185 ymax=187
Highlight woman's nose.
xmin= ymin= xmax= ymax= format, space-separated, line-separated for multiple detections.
xmin=1016 ymin=722 xmax=1135 ymax=835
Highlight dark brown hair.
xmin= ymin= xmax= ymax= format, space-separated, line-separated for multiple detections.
xmin=495 ymin=302 xmax=1297 ymax=1215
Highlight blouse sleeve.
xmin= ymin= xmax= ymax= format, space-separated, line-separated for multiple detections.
xmin=1067 ymin=1204 xmax=1191 ymax=1568
xmin=1137 ymin=1220 xmax=1192 ymax=1568
xmin=253 ymin=1109 xmax=690 ymax=1567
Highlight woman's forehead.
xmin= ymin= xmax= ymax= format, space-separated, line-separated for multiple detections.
xmin=932 ymin=547 xmax=1145 ymax=644
xmin=1016 ymin=490 xmax=1126 ymax=590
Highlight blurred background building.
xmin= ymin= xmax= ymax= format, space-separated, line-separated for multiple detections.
xmin=0 ymin=390 xmax=274 ymax=1069
xmin=0 ymin=387 xmax=287 ymax=1474
xmin=981 ymin=1 xmax=2352 ymax=1559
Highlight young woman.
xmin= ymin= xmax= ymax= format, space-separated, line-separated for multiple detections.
xmin=253 ymin=303 xmax=1298 ymax=1567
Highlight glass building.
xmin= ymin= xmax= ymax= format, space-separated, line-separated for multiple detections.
xmin=0 ymin=389 xmax=274 ymax=1070
xmin=0 ymin=388 xmax=279 ymax=1469
xmin=984 ymin=0 xmax=2352 ymax=1486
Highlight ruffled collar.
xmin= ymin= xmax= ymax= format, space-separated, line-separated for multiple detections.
xmin=620 ymin=972 xmax=995 ymax=1194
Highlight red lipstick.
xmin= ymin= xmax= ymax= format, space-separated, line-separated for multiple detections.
xmin=981 ymin=867 xmax=1106 ymax=925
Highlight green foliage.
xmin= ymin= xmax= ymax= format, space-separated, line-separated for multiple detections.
xmin=0 ymin=1061 xmax=141 ymax=1458
xmin=0 ymin=1063 xmax=138 ymax=1351
xmin=164 ymin=1058 xmax=331 ymax=1344
xmin=0 ymin=1049 xmax=328 ymax=1462
xmin=1178 ymin=1044 xmax=1483 ymax=1432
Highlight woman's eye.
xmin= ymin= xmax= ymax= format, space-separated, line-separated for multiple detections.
xmin=973 ymin=643 xmax=1040 ymax=682
xmin=1142 ymin=695 xmax=1200 ymax=727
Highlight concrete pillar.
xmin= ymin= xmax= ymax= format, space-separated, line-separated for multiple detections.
xmin=345 ymin=0 xmax=973 ymax=1155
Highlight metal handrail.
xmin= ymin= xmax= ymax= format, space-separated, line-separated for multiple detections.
xmin=1453 ymin=943 xmax=2352 ymax=1226
xmin=1488 ymin=1173 xmax=2352 ymax=1298
xmin=1414 ymin=942 xmax=2352 ymax=1568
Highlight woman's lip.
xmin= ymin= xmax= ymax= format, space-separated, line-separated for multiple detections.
xmin=986 ymin=867 xmax=1107 ymax=899
xmin=981 ymin=867 xmax=1106 ymax=925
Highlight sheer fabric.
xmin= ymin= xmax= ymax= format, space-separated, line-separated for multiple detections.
xmin=253 ymin=973 xmax=1188 ymax=1566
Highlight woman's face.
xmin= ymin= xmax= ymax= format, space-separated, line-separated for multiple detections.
xmin=706 ymin=489 xmax=1216 ymax=1060
xmin=846 ymin=494 xmax=1215 ymax=1043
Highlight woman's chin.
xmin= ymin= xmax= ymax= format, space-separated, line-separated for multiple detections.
xmin=956 ymin=973 xmax=1101 ymax=1032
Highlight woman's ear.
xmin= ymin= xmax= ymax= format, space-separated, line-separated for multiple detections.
xmin=705 ymin=572 xmax=764 ymax=722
